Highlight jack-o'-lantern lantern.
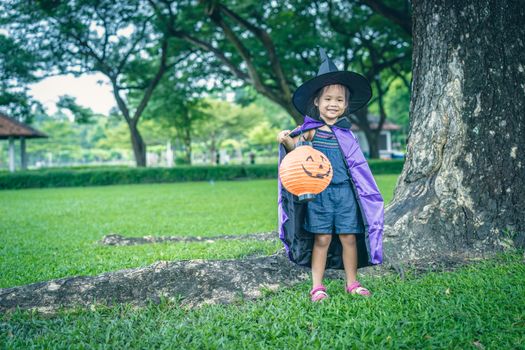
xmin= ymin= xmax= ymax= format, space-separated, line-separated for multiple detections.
xmin=279 ymin=141 xmax=333 ymax=201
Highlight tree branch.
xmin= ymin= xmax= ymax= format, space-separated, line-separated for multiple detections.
xmin=218 ymin=3 xmax=292 ymax=101
xmin=115 ymin=15 xmax=154 ymax=76
xmin=359 ymin=0 xmax=412 ymax=36
xmin=204 ymin=3 xmax=266 ymax=94
xmin=132 ymin=37 xmax=169 ymax=123
xmin=62 ymin=21 xmax=112 ymax=75
xmin=93 ymin=5 xmax=110 ymax=62
xmin=110 ymin=77 xmax=132 ymax=123
xmin=390 ymin=64 xmax=411 ymax=90
xmin=172 ymin=29 xmax=250 ymax=82
xmin=115 ymin=84 xmax=150 ymax=91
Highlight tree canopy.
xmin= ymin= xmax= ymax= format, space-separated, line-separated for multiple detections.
xmin=1 ymin=0 xmax=412 ymax=164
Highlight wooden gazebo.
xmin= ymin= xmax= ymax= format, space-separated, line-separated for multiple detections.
xmin=0 ymin=112 xmax=48 ymax=172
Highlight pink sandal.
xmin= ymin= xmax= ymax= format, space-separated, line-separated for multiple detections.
xmin=346 ymin=281 xmax=371 ymax=296
xmin=310 ymin=285 xmax=329 ymax=302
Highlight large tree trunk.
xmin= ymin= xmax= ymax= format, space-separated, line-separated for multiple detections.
xmin=384 ymin=1 xmax=525 ymax=262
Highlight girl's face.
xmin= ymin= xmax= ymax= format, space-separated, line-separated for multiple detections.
xmin=314 ymin=84 xmax=348 ymax=125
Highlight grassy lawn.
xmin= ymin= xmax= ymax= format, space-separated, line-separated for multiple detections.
xmin=0 ymin=175 xmax=398 ymax=288
xmin=1 ymin=176 xmax=524 ymax=348
xmin=1 ymin=253 xmax=523 ymax=348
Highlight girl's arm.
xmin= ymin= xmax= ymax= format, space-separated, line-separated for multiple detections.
xmin=277 ymin=128 xmax=314 ymax=152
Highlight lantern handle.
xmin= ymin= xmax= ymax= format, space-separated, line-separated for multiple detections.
xmin=296 ymin=130 xmax=313 ymax=148
xmin=294 ymin=128 xmax=314 ymax=148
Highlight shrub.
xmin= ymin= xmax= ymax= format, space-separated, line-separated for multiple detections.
xmin=0 ymin=160 xmax=403 ymax=190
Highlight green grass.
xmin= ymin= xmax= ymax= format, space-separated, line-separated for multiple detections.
xmin=0 ymin=175 xmax=398 ymax=288
xmin=1 ymin=252 xmax=523 ymax=349
xmin=1 ymin=175 xmax=524 ymax=348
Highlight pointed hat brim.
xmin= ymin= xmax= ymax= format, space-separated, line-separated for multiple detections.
xmin=292 ymin=71 xmax=372 ymax=116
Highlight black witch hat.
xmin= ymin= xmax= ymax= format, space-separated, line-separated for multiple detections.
xmin=292 ymin=48 xmax=372 ymax=116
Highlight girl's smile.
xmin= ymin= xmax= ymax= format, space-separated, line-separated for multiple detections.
xmin=314 ymin=84 xmax=348 ymax=125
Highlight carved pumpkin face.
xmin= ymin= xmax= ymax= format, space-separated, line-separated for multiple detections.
xmin=301 ymin=154 xmax=331 ymax=179
xmin=279 ymin=144 xmax=333 ymax=199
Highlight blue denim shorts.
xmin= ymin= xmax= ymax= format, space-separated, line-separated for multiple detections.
xmin=303 ymin=182 xmax=365 ymax=234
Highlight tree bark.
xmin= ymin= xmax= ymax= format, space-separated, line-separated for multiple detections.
xmin=111 ymin=79 xmax=148 ymax=167
xmin=367 ymin=132 xmax=380 ymax=159
xmin=129 ymin=121 xmax=147 ymax=167
xmin=384 ymin=1 xmax=525 ymax=262
xmin=353 ymin=106 xmax=380 ymax=159
xmin=183 ymin=127 xmax=192 ymax=165
xmin=0 ymin=250 xmax=343 ymax=314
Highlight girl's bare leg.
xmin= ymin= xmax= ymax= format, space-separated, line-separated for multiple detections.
xmin=339 ymin=234 xmax=358 ymax=286
xmin=311 ymin=234 xmax=332 ymax=288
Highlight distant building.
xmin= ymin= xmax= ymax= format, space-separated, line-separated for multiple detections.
xmin=350 ymin=115 xmax=403 ymax=158
xmin=0 ymin=112 xmax=48 ymax=172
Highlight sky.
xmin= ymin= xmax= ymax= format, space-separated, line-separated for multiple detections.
xmin=27 ymin=73 xmax=234 ymax=117
xmin=28 ymin=73 xmax=117 ymax=116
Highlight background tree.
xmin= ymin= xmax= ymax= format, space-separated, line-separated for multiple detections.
xmin=141 ymin=94 xmax=209 ymax=165
xmin=152 ymin=0 xmax=410 ymax=157
xmin=384 ymin=77 xmax=410 ymax=149
xmin=192 ymin=98 xmax=266 ymax=164
xmin=384 ymin=0 xmax=525 ymax=261
xmin=326 ymin=0 xmax=411 ymax=158
xmin=56 ymin=95 xmax=96 ymax=124
xmin=2 ymin=0 xmax=414 ymax=164
xmin=1 ymin=0 xmax=191 ymax=166
xmin=151 ymin=0 xmax=322 ymax=124
xmin=0 ymin=34 xmax=45 ymax=122
xmin=359 ymin=0 xmax=412 ymax=36
xmin=132 ymin=55 xmax=212 ymax=165
xmin=25 ymin=110 xmax=134 ymax=166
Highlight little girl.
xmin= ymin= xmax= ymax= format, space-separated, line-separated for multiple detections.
xmin=277 ymin=48 xmax=384 ymax=302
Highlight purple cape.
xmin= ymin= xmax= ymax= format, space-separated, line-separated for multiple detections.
xmin=278 ymin=116 xmax=384 ymax=269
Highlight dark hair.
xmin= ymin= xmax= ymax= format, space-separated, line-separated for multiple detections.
xmin=306 ymin=84 xmax=352 ymax=120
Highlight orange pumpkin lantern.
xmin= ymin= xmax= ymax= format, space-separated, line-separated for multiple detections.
xmin=279 ymin=141 xmax=333 ymax=201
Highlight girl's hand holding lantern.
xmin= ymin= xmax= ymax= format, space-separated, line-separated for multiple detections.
xmin=277 ymin=130 xmax=295 ymax=151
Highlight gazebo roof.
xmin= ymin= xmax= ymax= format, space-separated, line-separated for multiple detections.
xmin=0 ymin=112 xmax=48 ymax=139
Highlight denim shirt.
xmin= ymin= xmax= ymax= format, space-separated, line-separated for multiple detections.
xmin=311 ymin=128 xmax=350 ymax=185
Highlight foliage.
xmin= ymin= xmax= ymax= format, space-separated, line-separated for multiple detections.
xmin=384 ymin=77 xmax=410 ymax=129
xmin=94 ymin=118 xmax=134 ymax=151
xmin=135 ymin=70 xmax=211 ymax=163
xmin=0 ymin=164 xmax=272 ymax=189
xmin=0 ymin=0 xmax=196 ymax=166
xmin=1 ymin=0 xmax=412 ymax=163
xmin=246 ymin=121 xmax=281 ymax=147
xmin=384 ymin=76 xmax=411 ymax=149
xmin=24 ymin=115 xmax=133 ymax=166
xmin=56 ymin=95 xmax=96 ymax=124
xmin=190 ymin=97 xmax=270 ymax=163
xmin=243 ymin=89 xmax=296 ymax=131
xmin=0 ymin=34 xmax=45 ymax=122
